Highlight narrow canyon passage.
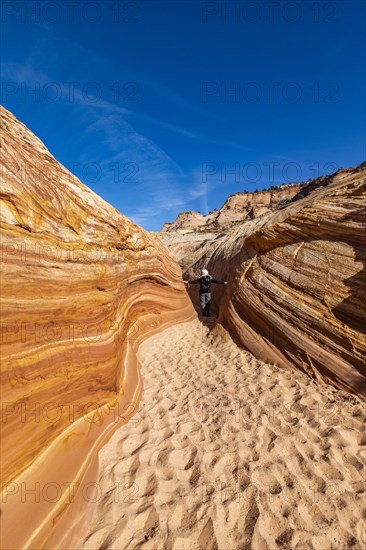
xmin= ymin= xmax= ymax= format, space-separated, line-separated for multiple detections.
xmin=79 ymin=319 xmax=365 ymax=550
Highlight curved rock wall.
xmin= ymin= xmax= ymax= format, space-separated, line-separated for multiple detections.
xmin=0 ymin=106 xmax=195 ymax=549
xmin=181 ymin=168 xmax=366 ymax=398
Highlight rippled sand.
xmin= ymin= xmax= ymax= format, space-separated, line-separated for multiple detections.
xmin=80 ymin=317 xmax=366 ymax=550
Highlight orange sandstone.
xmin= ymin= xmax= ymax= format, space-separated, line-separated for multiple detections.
xmin=165 ymin=167 xmax=366 ymax=398
xmin=0 ymin=106 xmax=195 ymax=549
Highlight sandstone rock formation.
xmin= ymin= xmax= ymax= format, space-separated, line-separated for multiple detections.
xmin=162 ymin=210 xmax=207 ymax=232
xmin=166 ymin=167 xmax=366 ymax=398
xmin=0 ymin=106 xmax=194 ymax=549
xmin=162 ymin=184 xmax=302 ymax=233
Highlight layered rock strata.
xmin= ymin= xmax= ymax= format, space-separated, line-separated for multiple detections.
xmin=161 ymin=184 xmax=302 ymax=233
xmin=173 ymin=168 xmax=366 ymax=397
xmin=0 ymin=106 xmax=194 ymax=549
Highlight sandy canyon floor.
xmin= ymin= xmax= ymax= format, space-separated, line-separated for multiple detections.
xmin=79 ymin=318 xmax=365 ymax=550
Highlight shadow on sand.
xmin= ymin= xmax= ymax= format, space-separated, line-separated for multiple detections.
xmin=198 ymin=315 xmax=217 ymax=330
xmin=193 ymin=305 xmax=218 ymax=334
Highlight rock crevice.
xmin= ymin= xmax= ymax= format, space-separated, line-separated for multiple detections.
xmin=161 ymin=166 xmax=366 ymax=398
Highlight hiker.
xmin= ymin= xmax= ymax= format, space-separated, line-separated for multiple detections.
xmin=184 ymin=268 xmax=228 ymax=317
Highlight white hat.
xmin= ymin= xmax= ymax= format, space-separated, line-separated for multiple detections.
xmin=201 ymin=269 xmax=209 ymax=276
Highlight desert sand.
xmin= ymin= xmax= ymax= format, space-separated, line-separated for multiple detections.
xmin=79 ymin=316 xmax=366 ymax=550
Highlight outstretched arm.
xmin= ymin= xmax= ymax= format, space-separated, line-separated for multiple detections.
xmin=211 ymin=278 xmax=228 ymax=285
xmin=184 ymin=278 xmax=200 ymax=284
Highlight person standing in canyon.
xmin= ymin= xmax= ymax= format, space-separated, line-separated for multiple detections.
xmin=184 ymin=268 xmax=227 ymax=317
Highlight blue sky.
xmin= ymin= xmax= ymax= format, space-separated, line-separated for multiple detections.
xmin=1 ymin=0 xmax=365 ymax=231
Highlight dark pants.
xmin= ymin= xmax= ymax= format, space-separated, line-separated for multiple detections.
xmin=200 ymin=292 xmax=211 ymax=316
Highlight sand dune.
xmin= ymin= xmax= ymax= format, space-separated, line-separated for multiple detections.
xmin=79 ymin=317 xmax=365 ymax=550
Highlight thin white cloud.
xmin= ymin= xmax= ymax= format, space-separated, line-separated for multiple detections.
xmin=1 ymin=61 xmax=220 ymax=228
xmin=127 ymin=109 xmax=250 ymax=149
xmin=1 ymin=61 xmax=250 ymax=151
xmin=186 ymin=176 xmax=209 ymax=214
xmin=1 ymin=62 xmax=128 ymax=116
xmin=135 ymin=74 xmax=227 ymax=123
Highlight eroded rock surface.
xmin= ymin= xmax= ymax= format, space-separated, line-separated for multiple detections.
xmin=165 ymin=167 xmax=366 ymax=398
xmin=161 ymin=184 xmax=302 ymax=233
xmin=0 ymin=106 xmax=194 ymax=549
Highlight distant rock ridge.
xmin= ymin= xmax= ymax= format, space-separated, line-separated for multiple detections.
xmin=160 ymin=167 xmax=365 ymax=235
xmin=161 ymin=183 xmax=303 ymax=233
